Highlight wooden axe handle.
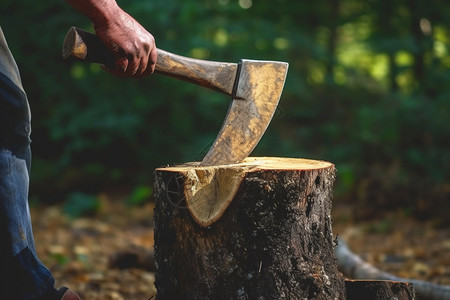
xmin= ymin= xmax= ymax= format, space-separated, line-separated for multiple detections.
xmin=62 ymin=27 xmax=237 ymax=96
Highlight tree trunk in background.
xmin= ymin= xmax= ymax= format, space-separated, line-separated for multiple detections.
xmin=153 ymin=157 xmax=346 ymax=299
xmin=410 ymin=0 xmax=426 ymax=88
xmin=377 ymin=0 xmax=399 ymax=92
xmin=325 ymin=0 xmax=339 ymax=83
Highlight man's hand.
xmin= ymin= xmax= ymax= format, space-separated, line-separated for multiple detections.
xmin=66 ymin=0 xmax=157 ymax=78
xmin=94 ymin=10 xmax=157 ymax=77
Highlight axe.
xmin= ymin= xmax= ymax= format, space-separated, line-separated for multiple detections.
xmin=62 ymin=27 xmax=288 ymax=166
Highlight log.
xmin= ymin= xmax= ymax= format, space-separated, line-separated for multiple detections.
xmin=153 ymin=157 xmax=346 ymax=299
xmin=336 ymin=237 xmax=450 ymax=300
xmin=345 ymin=280 xmax=416 ymax=300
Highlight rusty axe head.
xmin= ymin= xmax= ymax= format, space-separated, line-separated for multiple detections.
xmin=201 ymin=59 xmax=288 ymax=166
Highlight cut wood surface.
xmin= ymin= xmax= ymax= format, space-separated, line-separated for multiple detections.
xmin=153 ymin=157 xmax=345 ymax=299
xmin=158 ymin=156 xmax=333 ymax=227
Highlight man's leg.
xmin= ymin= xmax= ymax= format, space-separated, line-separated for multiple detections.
xmin=0 ymin=27 xmax=60 ymax=300
xmin=0 ymin=148 xmax=57 ymax=299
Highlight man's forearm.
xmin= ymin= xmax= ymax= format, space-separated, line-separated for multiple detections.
xmin=65 ymin=0 xmax=121 ymax=26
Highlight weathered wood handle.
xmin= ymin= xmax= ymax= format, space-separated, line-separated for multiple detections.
xmin=62 ymin=27 xmax=238 ymax=96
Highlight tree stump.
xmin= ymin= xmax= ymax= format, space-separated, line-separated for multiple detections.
xmin=153 ymin=157 xmax=345 ymax=299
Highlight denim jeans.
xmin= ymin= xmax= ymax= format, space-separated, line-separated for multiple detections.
xmin=1 ymin=27 xmax=56 ymax=300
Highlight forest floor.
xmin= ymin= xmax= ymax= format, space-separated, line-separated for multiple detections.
xmin=32 ymin=195 xmax=450 ymax=300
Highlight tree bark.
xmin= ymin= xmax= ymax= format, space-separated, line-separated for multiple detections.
xmin=346 ymin=280 xmax=416 ymax=300
xmin=153 ymin=157 xmax=345 ymax=299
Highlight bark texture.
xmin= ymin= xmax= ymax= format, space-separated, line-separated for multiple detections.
xmin=345 ymin=280 xmax=416 ymax=300
xmin=153 ymin=157 xmax=345 ymax=299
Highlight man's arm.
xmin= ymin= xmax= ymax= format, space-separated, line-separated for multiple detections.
xmin=66 ymin=0 xmax=157 ymax=77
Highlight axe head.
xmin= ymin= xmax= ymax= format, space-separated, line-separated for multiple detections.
xmin=201 ymin=59 xmax=288 ymax=166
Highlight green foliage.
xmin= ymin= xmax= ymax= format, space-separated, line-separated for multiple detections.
xmin=364 ymin=218 xmax=393 ymax=234
xmin=127 ymin=186 xmax=153 ymax=206
xmin=63 ymin=193 xmax=101 ymax=218
xmin=1 ymin=0 xmax=449 ymax=217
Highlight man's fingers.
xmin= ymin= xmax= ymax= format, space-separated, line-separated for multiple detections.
xmin=125 ymin=55 xmax=140 ymax=77
xmin=141 ymin=48 xmax=157 ymax=76
xmin=149 ymin=47 xmax=158 ymax=73
xmin=115 ymin=57 xmax=128 ymax=73
xmin=134 ymin=55 xmax=148 ymax=77
xmin=112 ymin=56 xmax=141 ymax=77
xmin=110 ymin=47 xmax=157 ymax=78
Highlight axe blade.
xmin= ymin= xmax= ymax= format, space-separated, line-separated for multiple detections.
xmin=201 ymin=59 xmax=288 ymax=166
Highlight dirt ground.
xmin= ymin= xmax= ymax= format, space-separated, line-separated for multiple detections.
xmin=333 ymin=203 xmax=450 ymax=286
xmin=32 ymin=196 xmax=156 ymax=300
xmin=32 ymin=196 xmax=450 ymax=300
